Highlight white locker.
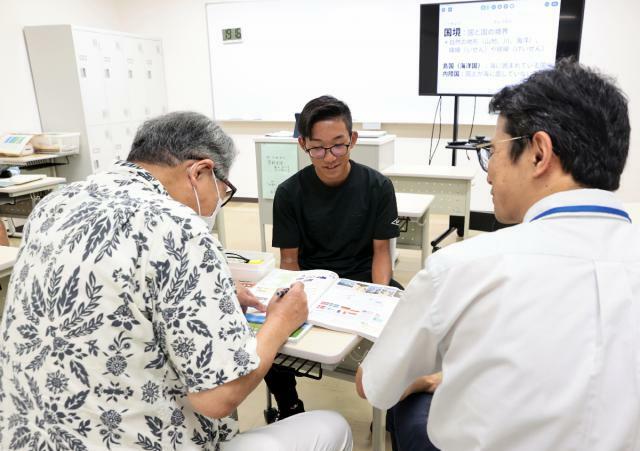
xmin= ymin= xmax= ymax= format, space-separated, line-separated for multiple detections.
xmin=74 ymin=30 xmax=109 ymax=126
xmin=111 ymin=122 xmax=138 ymax=161
xmin=145 ymin=40 xmax=168 ymax=117
xmin=25 ymin=25 xmax=168 ymax=183
xmin=102 ymin=35 xmax=131 ymax=124
xmin=87 ymin=125 xmax=115 ymax=172
xmin=126 ymin=38 xmax=150 ymax=121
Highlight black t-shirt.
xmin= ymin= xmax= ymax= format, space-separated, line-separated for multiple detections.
xmin=272 ymin=161 xmax=400 ymax=278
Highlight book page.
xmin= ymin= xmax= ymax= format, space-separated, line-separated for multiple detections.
xmin=308 ymin=279 xmax=402 ymax=341
xmin=250 ymin=268 xmax=338 ymax=307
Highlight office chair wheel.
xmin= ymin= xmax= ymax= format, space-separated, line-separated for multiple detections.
xmin=264 ymin=407 xmax=279 ymax=424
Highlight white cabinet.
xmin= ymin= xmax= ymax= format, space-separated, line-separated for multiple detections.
xmin=24 ymin=25 xmax=168 ymax=182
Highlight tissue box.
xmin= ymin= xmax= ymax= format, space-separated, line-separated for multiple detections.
xmin=226 ymin=250 xmax=275 ymax=282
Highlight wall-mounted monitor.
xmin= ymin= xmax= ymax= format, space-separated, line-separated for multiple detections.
xmin=419 ymin=0 xmax=585 ymax=96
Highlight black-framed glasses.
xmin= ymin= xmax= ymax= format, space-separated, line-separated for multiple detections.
xmin=304 ymin=141 xmax=352 ymax=159
xmin=214 ymin=169 xmax=237 ymax=207
xmin=475 ymin=136 xmax=530 ymax=172
xmin=219 ymin=178 xmax=237 ymax=207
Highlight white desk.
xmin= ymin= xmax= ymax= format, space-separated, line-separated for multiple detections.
xmin=383 ymin=164 xmax=476 ymax=239
xmin=0 ymin=246 xmax=18 ymax=279
xmin=395 ymin=193 xmax=434 ymax=268
xmin=276 ymin=326 xmax=387 ymax=451
xmin=0 ymin=176 xmax=66 ymax=218
xmin=280 ymin=326 xmax=362 ymax=370
xmin=0 ymin=151 xmax=78 ymax=167
xmin=0 ymin=176 xmax=66 ymax=196
xmin=0 ymin=246 xmax=19 ymax=316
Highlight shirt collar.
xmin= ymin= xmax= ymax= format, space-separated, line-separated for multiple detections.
xmin=523 ymin=188 xmax=626 ymax=223
xmin=111 ymin=160 xmax=170 ymax=197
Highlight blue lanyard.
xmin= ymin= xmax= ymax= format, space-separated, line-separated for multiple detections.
xmin=530 ymin=205 xmax=632 ymax=223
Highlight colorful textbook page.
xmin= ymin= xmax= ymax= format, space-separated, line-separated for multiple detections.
xmin=248 ymin=269 xmax=402 ymax=341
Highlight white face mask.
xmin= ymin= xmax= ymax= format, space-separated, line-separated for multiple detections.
xmin=192 ymin=169 xmax=223 ymax=231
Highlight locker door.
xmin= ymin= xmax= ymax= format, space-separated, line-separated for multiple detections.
xmin=102 ymin=35 xmax=130 ymax=123
xmin=87 ymin=125 xmax=111 ymax=173
xmin=110 ymin=122 xmax=137 ymax=161
xmin=125 ymin=37 xmax=148 ymax=121
xmin=145 ymin=40 xmax=168 ymax=117
xmin=73 ymin=30 xmax=108 ymax=125
xmin=141 ymin=39 xmax=155 ymax=119
xmin=153 ymin=41 xmax=168 ymax=115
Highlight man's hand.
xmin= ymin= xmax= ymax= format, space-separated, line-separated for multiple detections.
xmin=422 ymin=372 xmax=442 ymax=393
xmin=265 ymin=282 xmax=308 ymax=337
xmin=400 ymin=372 xmax=442 ymax=400
xmin=236 ymin=284 xmax=266 ymax=313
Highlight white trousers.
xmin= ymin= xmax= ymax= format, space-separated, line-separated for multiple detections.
xmin=221 ymin=410 xmax=353 ymax=451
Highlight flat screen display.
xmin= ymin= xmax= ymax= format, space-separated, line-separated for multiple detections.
xmin=419 ymin=0 xmax=585 ymax=96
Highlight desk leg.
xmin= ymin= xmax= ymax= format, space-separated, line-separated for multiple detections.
xmin=260 ymin=222 xmax=266 ymax=252
xmin=372 ymin=407 xmax=386 ymax=451
xmin=420 ymin=209 xmax=430 ymax=269
xmin=463 ymin=182 xmax=471 ymax=239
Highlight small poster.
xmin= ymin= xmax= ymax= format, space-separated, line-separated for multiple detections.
xmin=260 ymin=143 xmax=298 ymax=199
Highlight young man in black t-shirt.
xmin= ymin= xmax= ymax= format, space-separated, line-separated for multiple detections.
xmin=272 ymin=97 xmax=401 ymax=286
xmin=267 ymin=96 xmax=439 ymax=451
xmin=267 ymin=96 xmax=401 ymax=420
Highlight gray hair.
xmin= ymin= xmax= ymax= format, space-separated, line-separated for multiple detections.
xmin=127 ymin=111 xmax=237 ymax=179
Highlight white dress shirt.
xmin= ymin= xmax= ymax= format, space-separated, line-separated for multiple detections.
xmin=362 ymin=189 xmax=640 ymax=450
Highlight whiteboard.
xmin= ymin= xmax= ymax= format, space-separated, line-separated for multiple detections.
xmin=205 ymin=0 xmax=495 ymax=124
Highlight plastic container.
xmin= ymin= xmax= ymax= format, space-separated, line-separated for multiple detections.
xmin=31 ymin=132 xmax=80 ymax=153
xmin=225 ymin=250 xmax=275 ymax=282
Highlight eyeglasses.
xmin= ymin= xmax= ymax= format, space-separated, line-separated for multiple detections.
xmin=475 ymin=136 xmax=530 ymax=172
xmin=304 ymin=142 xmax=352 ymax=159
xmin=214 ymin=170 xmax=237 ymax=207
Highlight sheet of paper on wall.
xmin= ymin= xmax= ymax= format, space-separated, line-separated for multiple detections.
xmin=0 ymin=134 xmax=35 ymax=156
xmin=260 ymin=143 xmax=299 ymax=199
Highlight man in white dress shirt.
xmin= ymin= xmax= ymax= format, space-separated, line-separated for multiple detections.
xmin=356 ymin=59 xmax=640 ymax=450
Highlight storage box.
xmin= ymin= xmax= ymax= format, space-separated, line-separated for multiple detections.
xmin=31 ymin=132 xmax=80 ymax=153
xmin=225 ymin=249 xmax=275 ymax=282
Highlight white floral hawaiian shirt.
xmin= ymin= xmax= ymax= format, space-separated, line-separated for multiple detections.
xmin=0 ymin=161 xmax=259 ymax=450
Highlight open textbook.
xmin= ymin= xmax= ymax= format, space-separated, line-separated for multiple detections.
xmin=250 ymin=269 xmax=402 ymax=341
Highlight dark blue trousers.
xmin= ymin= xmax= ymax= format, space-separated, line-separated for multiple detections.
xmin=386 ymin=392 xmax=439 ymax=451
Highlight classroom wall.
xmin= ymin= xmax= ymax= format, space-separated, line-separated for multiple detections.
xmin=117 ymin=0 xmax=640 ymax=203
xmin=4 ymin=0 xmax=639 ymax=204
xmin=579 ymin=0 xmax=640 ymax=203
xmin=0 ymin=0 xmax=124 ymax=132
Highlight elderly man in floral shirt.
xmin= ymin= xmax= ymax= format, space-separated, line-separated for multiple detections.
xmin=0 ymin=112 xmax=352 ymax=451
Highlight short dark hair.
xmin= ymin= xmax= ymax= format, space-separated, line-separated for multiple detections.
xmin=127 ymin=111 xmax=237 ymax=179
xmin=489 ymin=58 xmax=630 ymax=191
xmin=298 ymin=95 xmax=353 ymax=138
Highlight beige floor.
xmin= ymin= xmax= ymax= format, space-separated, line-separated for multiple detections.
xmin=219 ymin=202 xmax=473 ymax=451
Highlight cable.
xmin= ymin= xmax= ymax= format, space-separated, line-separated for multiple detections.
xmin=428 ymin=96 xmax=443 ymax=164
xmin=436 ymin=96 xmax=443 ymax=159
xmin=465 ymin=96 xmax=478 ymax=161
xmin=225 ymin=252 xmax=250 ymax=263
xmin=467 ymin=96 xmax=477 ymax=140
